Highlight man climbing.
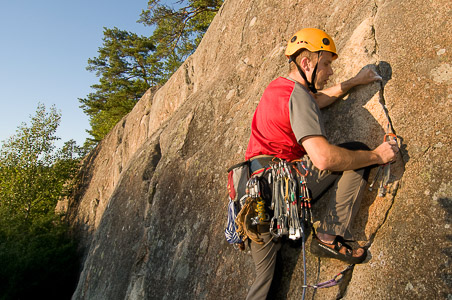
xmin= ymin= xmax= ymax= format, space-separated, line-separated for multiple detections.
xmin=244 ymin=28 xmax=398 ymax=299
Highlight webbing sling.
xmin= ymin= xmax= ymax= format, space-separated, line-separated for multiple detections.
xmin=225 ymin=198 xmax=242 ymax=244
xmin=302 ymin=264 xmax=355 ymax=289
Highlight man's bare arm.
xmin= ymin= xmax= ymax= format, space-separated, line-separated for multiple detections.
xmin=301 ymin=136 xmax=397 ymax=171
xmin=314 ymin=68 xmax=382 ymax=108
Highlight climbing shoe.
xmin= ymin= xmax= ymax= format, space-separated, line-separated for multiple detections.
xmin=310 ymin=235 xmax=367 ymax=264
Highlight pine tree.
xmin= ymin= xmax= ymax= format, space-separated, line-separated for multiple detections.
xmin=139 ymin=0 xmax=224 ymax=77
xmin=79 ymin=28 xmax=162 ymax=144
xmin=80 ymin=1 xmax=224 ymax=145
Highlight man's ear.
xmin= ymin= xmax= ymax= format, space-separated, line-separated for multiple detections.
xmin=300 ymin=56 xmax=311 ymax=72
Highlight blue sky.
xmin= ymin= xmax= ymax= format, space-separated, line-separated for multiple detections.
xmin=0 ymin=1 xmax=158 ymax=148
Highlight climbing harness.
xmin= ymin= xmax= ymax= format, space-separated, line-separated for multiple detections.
xmin=225 ymin=158 xmax=357 ymax=298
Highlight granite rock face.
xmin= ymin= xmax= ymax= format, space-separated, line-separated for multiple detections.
xmin=68 ymin=0 xmax=451 ymax=299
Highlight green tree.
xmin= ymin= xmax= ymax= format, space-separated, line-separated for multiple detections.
xmin=0 ymin=103 xmax=81 ymax=299
xmin=79 ymin=27 xmax=162 ymax=144
xmin=0 ymin=104 xmax=82 ymax=221
xmin=80 ymin=1 xmax=223 ymax=145
xmin=139 ymin=0 xmax=224 ymax=77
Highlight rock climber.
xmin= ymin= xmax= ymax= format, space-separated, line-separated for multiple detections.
xmin=244 ymin=28 xmax=399 ymax=299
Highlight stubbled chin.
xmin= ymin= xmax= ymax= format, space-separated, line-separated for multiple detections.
xmin=316 ymin=83 xmax=326 ymax=90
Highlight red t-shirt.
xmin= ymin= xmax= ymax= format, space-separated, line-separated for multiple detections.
xmin=245 ymin=77 xmax=326 ymax=161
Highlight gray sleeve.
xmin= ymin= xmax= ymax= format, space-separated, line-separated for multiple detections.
xmin=289 ymin=83 xmax=326 ymax=144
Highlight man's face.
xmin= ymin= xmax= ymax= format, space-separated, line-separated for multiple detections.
xmin=311 ymin=51 xmax=334 ymax=90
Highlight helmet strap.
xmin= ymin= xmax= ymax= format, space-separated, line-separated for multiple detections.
xmin=289 ymin=52 xmax=321 ymax=94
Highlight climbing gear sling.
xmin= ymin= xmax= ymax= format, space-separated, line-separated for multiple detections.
xmin=301 ymin=264 xmax=355 ymax=289
xmin=225 ymin=160 xmax=250 ymax=249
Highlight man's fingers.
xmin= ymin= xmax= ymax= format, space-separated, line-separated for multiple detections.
xmin=360 ymin=69 xmax=382 ymax=83
xmin=388 ymin=140 xmax=399 ymax=154
xmin=368 ymin=69 xmax=382 ymax=81
xmin=388 ymin=140 xmax=397 ymax=146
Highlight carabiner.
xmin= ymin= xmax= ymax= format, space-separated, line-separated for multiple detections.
xmin=384 ymin=133 xmax=397 ymax=142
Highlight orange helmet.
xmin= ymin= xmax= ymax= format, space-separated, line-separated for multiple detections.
xmin=285 ymin=28 xmax=337 ymax=59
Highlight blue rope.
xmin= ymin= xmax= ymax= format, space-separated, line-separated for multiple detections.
xmin=302 ymin=223 xmax=307 ymax=300
xmin=224 ymin=198 xmax=242 ymax=244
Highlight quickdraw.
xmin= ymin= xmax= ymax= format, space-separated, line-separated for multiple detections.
xmin=269 ymin=160 xmax=303 ymax=240
xmin=294 ymin=160 xmax=313 ymax=225
xmin=369 ymin=82 xmax=398 ymax=197
xmin=369 ymin=133 xmax=397 ymax=196
xmin=247 ymin=176 xmax=269 ymax=225
xmin=270 ymin=163 xmax=286 ymax=237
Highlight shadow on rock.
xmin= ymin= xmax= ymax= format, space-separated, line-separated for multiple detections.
xmin=438 ymin=197 xmax=452 ymax=296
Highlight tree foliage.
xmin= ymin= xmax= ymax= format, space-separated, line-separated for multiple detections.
xmin=0 ymin=215 xmax=79 ymax=300
xmin=79 ymin=28 xmax=162 ymax=144
xmin=81 ymin=1 xmax=223 ymax=145
xmin=0 ymin=104 xmax=81 ymax=299
xmin=0 ymin=104 xmax=82 ymax=221
xmin=139 ymin=0 xmax=223 ymax=76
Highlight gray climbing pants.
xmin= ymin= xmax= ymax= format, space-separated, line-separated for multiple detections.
xmin=246 ymin=153 xmax=369 ymax=300
xmin=246 ymin=232 xmax=281 ymax=300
